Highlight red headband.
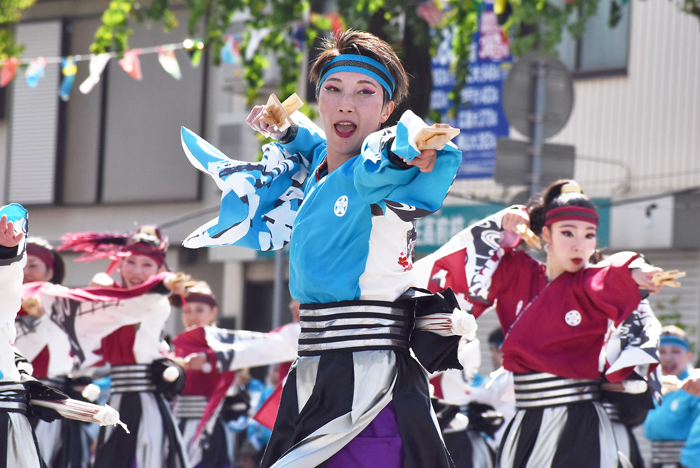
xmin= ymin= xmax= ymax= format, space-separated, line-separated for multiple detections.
xmin=27 ymin=244 xmax=56 ymax=270
xmin=105 ymin=242 xmax=167 ymax=276
xmin=544 ymin=206 xmax=599 ymax=227
xmin=119 ymin=243 xmax=167 ymax=266
xmin=185 ymin=293 xmax=218 ymax=308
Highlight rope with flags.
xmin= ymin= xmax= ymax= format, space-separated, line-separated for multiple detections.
xmin=0 ymin=1 xmax=455 ymax=101
xmin=0 ymin=10 xmax=349 ymax=101
xmin=2 ymin=37 xmax=224 ymax=99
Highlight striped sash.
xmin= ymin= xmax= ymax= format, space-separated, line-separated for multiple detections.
xmin=174 ymin=395 xmax=208 ymax=419
xmin=0 ymin=382 xmax=28 ymax=414
xmin=298 ymin=301 xmax=412 ymax=356
xmin=651 ymin=440 xmax=684 ymax=464
xmin=513 ymin=373 xmax=600 ymax=409
xmin=110 ymin=364 xmax=156 ymax=393
xmin=601 ymin=401 xmax=620 ymax=422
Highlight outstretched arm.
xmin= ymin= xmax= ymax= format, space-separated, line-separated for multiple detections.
xmin=413 ymin=206 xmax=528 ymax=318
xmin=176 ymin=324 xmax=300 ymax=373
xmin=247 ymin=107 xmax=326 ymax=169
xmin=354 ymin=111 xmax=462 ymax=223
xmin=182 ymin=110 xmax=322 ymax=251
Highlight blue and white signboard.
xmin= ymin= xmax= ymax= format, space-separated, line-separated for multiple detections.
xmin=430 ymin=0 xmax=512 ymax=178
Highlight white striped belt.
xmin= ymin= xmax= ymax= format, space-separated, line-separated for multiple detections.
xmin=298 ymin=301 xmax=412 ymax=356
xmin=513 ymin=373 xmax=600 ymax=409
xmin=601 ymin=401 xmax=620 ymax=422
xmin=110 ymin=364 xmax=156 ymax=393
xmin=651 ymin=440 xmax=684 ymax=464
xmin=174 ymin=395 xmax=208 ymax=419
xmin=0 ymin=382 xmax=28 ymax=414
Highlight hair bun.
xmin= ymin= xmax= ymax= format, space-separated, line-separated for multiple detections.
xmin=186 ymin=281 xmax=214 ymax=297
xmin=139 ymin=226 xmax=158 ymax=237
xmin=561 ymin=182 xmax=583 ymax=194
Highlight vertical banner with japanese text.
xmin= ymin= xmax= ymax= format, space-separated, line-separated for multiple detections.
xmin=430 ymin=0 xmax=512 ymax=178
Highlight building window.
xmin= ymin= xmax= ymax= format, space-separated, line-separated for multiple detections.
xmin=7 ymin=20 xmax=63 ymax=205
xmin=7 ymin=14 xmax=205 ymax=207
xmin=63 ymin=13 xmax=204 ymax=205
xmin=556 ymin=0 xmax=631 ymax=77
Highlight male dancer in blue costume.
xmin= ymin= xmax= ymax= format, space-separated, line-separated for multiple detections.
xmin=181 ymin=30 xmax=476 ymax=468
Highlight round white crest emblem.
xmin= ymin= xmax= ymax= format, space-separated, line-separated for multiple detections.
xmin=565 ymin=310 xmax=582 ymax=326
xmin=334 ymin=196 xmax=349 ymax=217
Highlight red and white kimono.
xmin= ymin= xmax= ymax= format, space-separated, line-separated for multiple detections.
xmin=15 ymin=282 xmax=91 ymax=468
xmin=40 ymin=272 xmax=189 ymax=468
xmin=0 ymin=238 xmax=46 ymax=467
xmin=171 ymin=323 xmax=299 ymax=468
xmin=414 ymin=207 xmax=652 ymax=468
xmin=15 ymin=284 xmax=74 ymax=382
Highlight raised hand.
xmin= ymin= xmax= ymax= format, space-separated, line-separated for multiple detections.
xmin=163 ymin=272 xmax=192 ymax=296
xmin=246 ymin=105 xmax=289 ymax=140
xmin=182 ymin=352 xmax=208 ymax=372
xmin=0 ymin=214 xmax=24 ymax=248
xmin=682 ymin=374 xmax=700 ymax=396
xmin=405 ymin=149 xmax=437 ymax=172
xmin=631 ymin=267 xmax=664 ymax=295
xmin=22 ymin=298 xmax=45 ymax=317
xmin=501 ymin=208 xmax=530 ymax=234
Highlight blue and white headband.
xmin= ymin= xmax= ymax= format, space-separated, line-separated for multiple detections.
xmin=660 ymin=335 xmax=690 ymax=351
xmin=317 ymin=54 xmax=396 ymax=99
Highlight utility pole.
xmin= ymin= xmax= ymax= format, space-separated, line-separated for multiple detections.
xmin=530 ymin=56 xmax=547 ymax=197
xmin=272 ymin=248 xmax=285 ymax=329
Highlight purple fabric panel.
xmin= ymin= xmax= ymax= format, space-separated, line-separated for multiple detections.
xmin=325 ymin=402 xmax=404 ymax=468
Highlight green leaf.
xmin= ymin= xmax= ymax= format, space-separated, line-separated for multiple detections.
xmin=609 ymin=1 xmax=622 ymax=28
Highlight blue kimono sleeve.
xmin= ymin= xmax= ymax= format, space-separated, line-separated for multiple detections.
xmin=181 ymin=127 xmax=310 ymax=250
xmin=277 ymin=111 xmax=327 ymax=171
xmin=682 ymin=398 xmax=700 ymax=468
xmin=353 ymin=110 xmax=462 ymax=222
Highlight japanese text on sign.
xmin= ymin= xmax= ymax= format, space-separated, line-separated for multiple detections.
xmin=429 ymin=0 xmax=512 ymax=179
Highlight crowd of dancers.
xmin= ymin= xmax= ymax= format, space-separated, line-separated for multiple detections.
xmin=1 ymin=29 xmax=700 ymax=468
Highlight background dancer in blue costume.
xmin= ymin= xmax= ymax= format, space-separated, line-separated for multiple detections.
xmin=182 ymin=29 xmax=476 ymax=468
xmin=644 ymin=326 xmax=700 ymax=468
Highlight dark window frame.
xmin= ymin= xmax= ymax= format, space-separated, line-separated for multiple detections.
xmin=45 ymin=7 xmax=205 ymax=207
xmin=562 ymin=0 xmax=633 ymax=80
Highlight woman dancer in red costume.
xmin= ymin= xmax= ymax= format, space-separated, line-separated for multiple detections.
xmin=15 ymin=238 xmax=92 ymax=467
xmin=170 ymin=281 xmax=299 ymax=468
xmin=458 ymin=180 xmax=664 ymax=467
xmin=44 ymin=226 xmax=190 ymax=468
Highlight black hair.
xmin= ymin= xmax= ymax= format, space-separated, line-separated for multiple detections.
xmin=488 ymin=328 xmax=504 ymax=345
xmin=27 ymin=237 xmax=66 ymax=284
xmin=309 ymin=29 xmax=410 ymax=107
xmin=50 ymin=252 xmax=65 ymax=284
xmin=526 ymin=179 xmax=597 ymax=236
